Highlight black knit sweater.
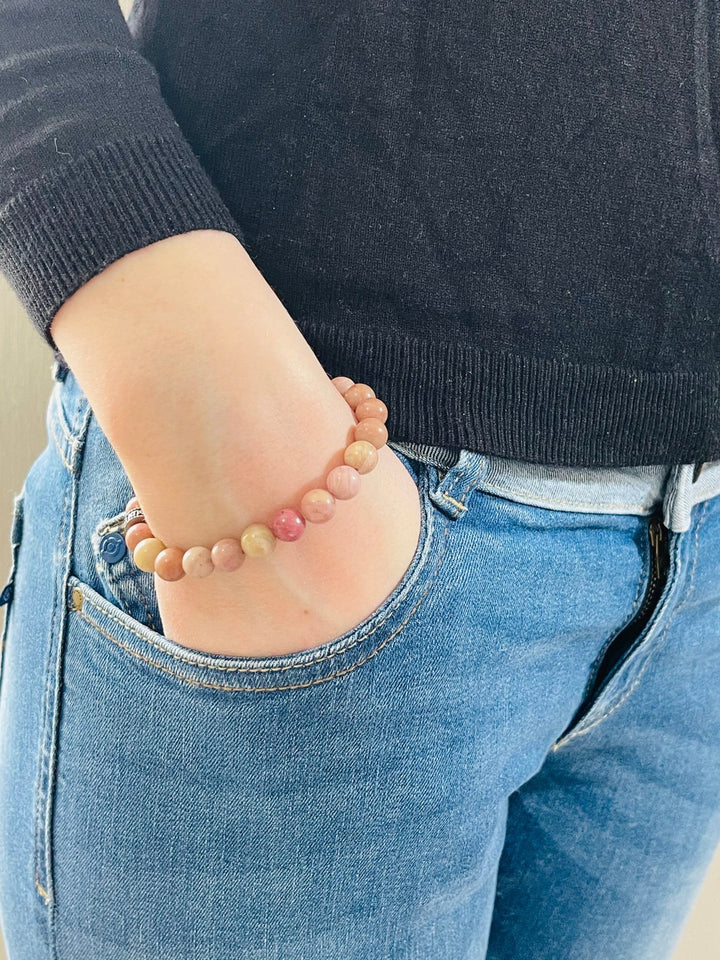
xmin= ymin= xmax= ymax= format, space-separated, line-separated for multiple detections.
xmin=1 ymin=0 xmax=719 ymax=466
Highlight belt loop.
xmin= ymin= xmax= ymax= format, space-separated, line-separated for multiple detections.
xmin=428 ymin=450 xmax=489 ymax=520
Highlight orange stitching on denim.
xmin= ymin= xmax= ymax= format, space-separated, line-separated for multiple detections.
xmin=71 ymin=526 xmax=450 ymax=691
xmin=34 ymin=877 xmax=50 ymax=904
xmin=71 ymin=522 xmax=450 ymax=681
xmin=440 ymin=494 xmax=467 ymax=511
xmin=552 ymin=501 xmax=707 ymax=748
xmin=439 ymin=467 xmax=481 ymax=512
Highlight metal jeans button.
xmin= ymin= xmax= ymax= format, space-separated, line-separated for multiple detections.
xmin=98 ymin=531 xmax=127 ymax=564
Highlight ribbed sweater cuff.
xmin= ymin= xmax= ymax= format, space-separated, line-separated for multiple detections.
xmin=0 ymin=134 xmax=246 ymax=360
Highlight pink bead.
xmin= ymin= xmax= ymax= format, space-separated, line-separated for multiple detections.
xmin=325 ymin=464 xmax=361 ymax=500
xmin=271 ymin=508 xmax=306 ymax=542
xmin=355 ymin=397 xmax=388 ymax=423
xmin=182 ymin=545 xmax=214 ymax=578
xmin=300 ymin=488 xmax=337 ymax=523
xmin=342 ymin=383 xmax=376 ymax=410
xmin=354 ymin=417 xmax=388 ymax=449
xmin=126 ymin=521 xmax=154 ymax=553
xmin=332 ymin=376 xmax=355 ymax=395
xmin=154 ymin=547 xmax=186 ymax=582
xmin=211 ymin=538 xmax=246 ymax=572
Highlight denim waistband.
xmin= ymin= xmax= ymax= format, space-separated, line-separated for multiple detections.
xmin=392 ymin=441 xmax=720 ymax=534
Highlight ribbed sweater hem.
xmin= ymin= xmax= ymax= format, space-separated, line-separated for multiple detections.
xmin=0 ymin=133 xmax=246 ymax=358
xmin=296 ymin=320 xmax=720 ymax=467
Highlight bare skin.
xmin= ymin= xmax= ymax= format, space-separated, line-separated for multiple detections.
xmin=50 ymin=230 xmax=422 ymax=657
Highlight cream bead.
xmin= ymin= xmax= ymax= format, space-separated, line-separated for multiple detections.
xmin=343 ymin=439 xmax=379 ymax=475
xmin=133 ymin=537 xmax=166 ymax=573
xmin=240 ymin=523 xmax=277 ymax=558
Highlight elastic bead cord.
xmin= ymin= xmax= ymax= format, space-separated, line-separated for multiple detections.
xmin=122 ymin=377 xmax=390 ymax=582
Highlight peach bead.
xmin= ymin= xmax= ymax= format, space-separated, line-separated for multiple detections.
xmin=154 ymin=547 xmax=186 ymax=582
xmin=271 ymin=508 xmax=306 ymax=542
xmin=354 ymin=417 xmax=388 ymax=449
xmin=126 ymin=521 xmax=154 ymax=553
xmin=182 ymin=545 xmax=214 ymax=578
xmin=211 ymin=538 xmax=246 ymax=572
xmin=240 ymin=523 xmax=276 ymax=558
xmin=125 ymin=496 xmax=140 ymax=513
xmin=343 ymin=439 xmax=379 ymax=475
xmin=342 ymin=383 xmax=375 ymax=410
xmin=326 ymin=464 xmax=361 ymax=500
xmin=300 ymin=488 xmax=336 ymax=523
xmin=331 ymin=376 xmax=355 ymax=395
xmin=355 ymin=397 xmax=388 ymax=423
xmin=133 ymin=538 xmax=166 ymax=573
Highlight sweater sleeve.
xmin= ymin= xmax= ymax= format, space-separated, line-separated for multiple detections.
xmin=0 ymin=0 xmax=246 ymax=361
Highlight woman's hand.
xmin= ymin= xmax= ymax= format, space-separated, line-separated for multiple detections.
xmin=152 ymin=442 xmax=422 ymax=658
xmin=50 ymin=229 xmax=422 ymax=657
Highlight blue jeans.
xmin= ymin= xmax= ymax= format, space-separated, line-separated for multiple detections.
xmin=1 ymin=361 xmax=720 ymax=960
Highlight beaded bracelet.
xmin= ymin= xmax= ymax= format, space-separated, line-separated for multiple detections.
xmin=122 ymin=377 xmax=389 ymax=582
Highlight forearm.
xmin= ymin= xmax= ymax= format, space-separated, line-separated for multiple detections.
xmin=49 ymin=229 xmax=359 ymax=548
xmin=49 ymin=228 xmax=421 ymax=656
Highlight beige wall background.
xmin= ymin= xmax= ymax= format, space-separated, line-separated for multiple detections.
xmin=1 ymin=277 xmax=720 ymax=956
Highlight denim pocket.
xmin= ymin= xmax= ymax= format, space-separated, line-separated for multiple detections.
xmin=0 ymin=490 xmax=25 ymax=698
xmin=71 ymin=448 xmax=452 ymax=691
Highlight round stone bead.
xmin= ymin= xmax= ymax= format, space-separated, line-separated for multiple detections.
xmin=343 ymin=439 xmax=379 ymax=475
xmin=342 ymin=383 xmax=375 ymax=410
xmin=354 ymin=417 xmax=388 ymax=449
xmin=182 ymin=545 xmax=214 ymax=578
xmin=133 ymin=537 xmax=166 ymax=573
xmin=300 ymin=488 xmax=336 ymax=523
xmin=271 ymin=508 xmax=306 ymax=542
xmin=126 ymin=521 xmax=154 ymax=553
xmin=154 ymin=547 xmax=186 ymax=582
xmin=211 ymin=538 xmax=246 ymax=572
xmin=125 ymin=496 xmax=141 ymax=513
xmin=326 ymin=464 xmax=361 ymax=500
xmin=331 ymin=376 xmax=355 ymax=395
xmin=240 ymin=523 xmax=276 ymax=558
xmin=355 ymin=397 xmax=388 ymax=423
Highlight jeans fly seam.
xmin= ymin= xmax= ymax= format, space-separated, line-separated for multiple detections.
xmin=565 ymin=528 xmax=651 ymax=717
xmin=70 ymin=523 xmax=450 ymax=691
xmin=553 ymin=500 xmax=706 ymax=747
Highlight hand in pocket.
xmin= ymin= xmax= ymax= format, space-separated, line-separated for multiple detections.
xmin=153 ymin=447 xmax=423 ymax=658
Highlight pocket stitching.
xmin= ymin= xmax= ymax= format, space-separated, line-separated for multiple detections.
xmin=69 ymin=522 xmax=450 ymax=691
